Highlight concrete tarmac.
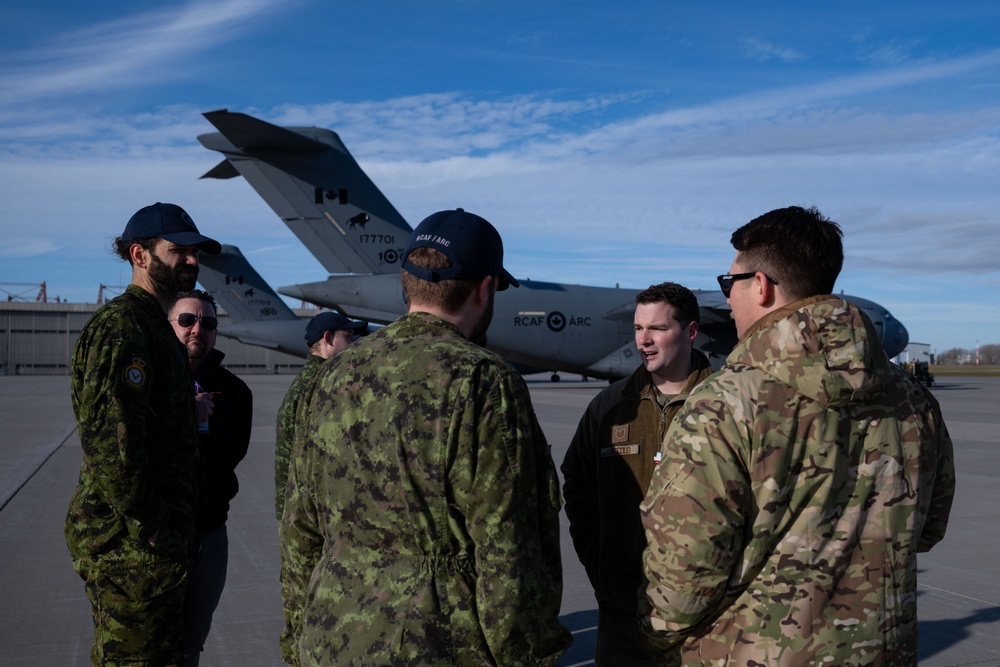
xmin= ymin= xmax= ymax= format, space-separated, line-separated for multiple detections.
xmin=1 ymin=373 xmax=998 ymax=666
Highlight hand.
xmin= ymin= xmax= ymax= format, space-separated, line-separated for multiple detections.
xmin=195 ymin=391 xmax=215 ymax=422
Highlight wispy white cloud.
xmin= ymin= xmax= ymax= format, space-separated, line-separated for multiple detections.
xmin=0 ymin=0 xmax=294 ymax=106
xmin=250 ymin=245 xmax=295 ymax=254
xmin=2 ymin=33 xmax=999 ymax=351
xmin=0 ymin=238 xmax=59 ymax=258
xmin=741 ymin=37 xmax=804 ymax=63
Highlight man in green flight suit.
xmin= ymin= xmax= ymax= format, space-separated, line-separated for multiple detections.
xmin=273 ymin=311 xmax=368 ymax=521
xmin=65 ymin=202 xmax=220 ymax=666
xmin=280 ymin=209 xmax=571 ymax=665
xmin=274 ymin=310 xmax=368 ymax=664
xmin=562 ymin=282 xmax=712 ymax=665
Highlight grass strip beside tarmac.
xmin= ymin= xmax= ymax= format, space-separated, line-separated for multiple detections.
xmin=932 ymin=365 xmax=1000 ymax=377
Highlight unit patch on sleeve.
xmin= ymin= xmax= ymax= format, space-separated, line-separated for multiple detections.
xmin=123 ymin=356 xmax=148 ymax=391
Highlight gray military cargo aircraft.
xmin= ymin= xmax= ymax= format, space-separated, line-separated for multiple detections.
xmin=197 ymin=109 xmax=910 ymax=380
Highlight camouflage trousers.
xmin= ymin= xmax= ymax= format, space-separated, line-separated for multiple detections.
xmin=75 ymin=551 xmax=188 ymax=666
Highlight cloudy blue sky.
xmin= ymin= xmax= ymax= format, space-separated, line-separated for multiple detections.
xmin=1 ymin=0 xmax=998 ymax=355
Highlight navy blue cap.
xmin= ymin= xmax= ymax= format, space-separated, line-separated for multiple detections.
xmin=305 ymin=312 xmax=369 ymax=347
xmin=401 ymin=209 xmax=518 ymax=291
xmin=121 ymin=203 xmax=221 ymax=255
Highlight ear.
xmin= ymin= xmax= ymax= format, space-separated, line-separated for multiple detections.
xmin=128 ymin=243 xmax=148 ymax=268
xmin=687 ymin=319 xmax=699 ymax=343
xmin=756 ymin=271 xmax=774 ymax=306
xmin=475 ymin=276 xmax=494 ymax=305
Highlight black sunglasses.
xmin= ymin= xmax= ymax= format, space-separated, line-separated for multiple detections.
xmin=717 ymin=272 xmax=778 ymax=298
xmin=171 ymin=313 xmax=219 ymax=331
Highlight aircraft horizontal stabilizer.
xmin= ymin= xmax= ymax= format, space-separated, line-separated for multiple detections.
xmin=201 ymin=109 xmax=328 ymax=154
xmin=200 ymin=159 xmax=240 ymax=180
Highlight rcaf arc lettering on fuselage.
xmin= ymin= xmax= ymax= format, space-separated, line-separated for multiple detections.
xmin=513 ymin=310 xmax=592 ymax=332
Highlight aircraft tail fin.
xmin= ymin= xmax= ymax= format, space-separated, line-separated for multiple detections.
xmin=198 ymin=244 xmax=299 ymax=323
xmin=198 ymin=109 xmax=412 ymax=276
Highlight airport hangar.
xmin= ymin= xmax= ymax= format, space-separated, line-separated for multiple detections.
xmin=0 ymin=299 xmax=309 ymax=377
xmin=1 ymin=298 xmax=926 ymax=377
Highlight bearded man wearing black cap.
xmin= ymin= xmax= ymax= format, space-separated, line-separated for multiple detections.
xmin=65 ymin=202 xmax=220 ymax=666
xmin=279 ymin=209 xmax=571 ymax=665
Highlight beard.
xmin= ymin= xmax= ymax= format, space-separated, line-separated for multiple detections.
xmin=467 ymin=288 xmax=495 ymax=347
xmin=184 ymin=336 xmax=209 ymax=361
xmin=148 ymin=250 xmax=198 ymax=294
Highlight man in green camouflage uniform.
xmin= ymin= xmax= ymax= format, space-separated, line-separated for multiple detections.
xmin=280 ymin=209 xmax=571 ymax=665
xmin=66 ymin=203 xmax=220 ymax=665
xmin=274 ymin=311 xmax=367 ymax=520
xmin=640 ymin=206 xmax=955 ymax=666
xmin=562 ymin=282 xmax=712 ymax=665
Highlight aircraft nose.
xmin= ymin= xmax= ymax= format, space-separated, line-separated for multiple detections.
xmin=864 ymin=303 xmax=909 ymax=359
xmin=881 ymin=311 xmax=909 ymax=359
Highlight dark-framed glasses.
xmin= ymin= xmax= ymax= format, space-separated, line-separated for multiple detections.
xmin=717 ymin=272 xmax=778 ymax=298
xmin=171 ymin=313 xmax=219 ymax=331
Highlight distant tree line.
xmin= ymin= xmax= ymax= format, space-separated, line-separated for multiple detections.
xmin=935 ymin=344 xmax=1000 ymax=365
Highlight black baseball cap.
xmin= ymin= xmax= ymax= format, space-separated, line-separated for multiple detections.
xmin=121 ymin=203 xmax=221 ymax=255
xmin=401 ymin=209 xmax=519 ymax=291
xmin=304 ymin=312 xmax=369 ymax=347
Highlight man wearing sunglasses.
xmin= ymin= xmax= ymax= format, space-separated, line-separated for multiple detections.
xmin=168 ymin=290 xmax=253 ymax=666
xmin=640 ymin=206 xmax=955 ymax=665
xmin=66 ymin=203 xmax=221 ymax=665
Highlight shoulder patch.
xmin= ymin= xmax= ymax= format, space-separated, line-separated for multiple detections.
xmin=122 ymin=356 xmax=148 ymax=391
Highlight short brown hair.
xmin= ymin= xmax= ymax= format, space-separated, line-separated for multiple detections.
xmin=731 ymin=206 xmax=843 ymax=300
xmin=174 ymin=289 xmax=218 ymax=313
xmin=401 ymin=247 xmax=479 ymax=312
xmin=635 ymin=282 xmax=700 ymax=327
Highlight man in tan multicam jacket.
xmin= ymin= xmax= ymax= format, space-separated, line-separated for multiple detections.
xmin=280 ymin=209 xmax=570 ymax=666
xmin=640 ymin=206 xmax=955 ymax=666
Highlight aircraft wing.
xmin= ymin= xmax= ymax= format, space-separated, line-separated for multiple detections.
xmin=198 ymin=109 xmax=412 ymax=275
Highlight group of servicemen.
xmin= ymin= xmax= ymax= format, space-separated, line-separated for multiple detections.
xmin=66 ymin=201 xmax=955 ymax=666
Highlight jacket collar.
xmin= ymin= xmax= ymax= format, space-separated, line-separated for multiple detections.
xmin=621 ymin=349 xmax=712 ymax=403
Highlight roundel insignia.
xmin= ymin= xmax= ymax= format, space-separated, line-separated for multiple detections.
xmin=546 ymin=311 xmax=566 ymax=332
xmin=123 ymin=356 xmax=147 ymax=391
